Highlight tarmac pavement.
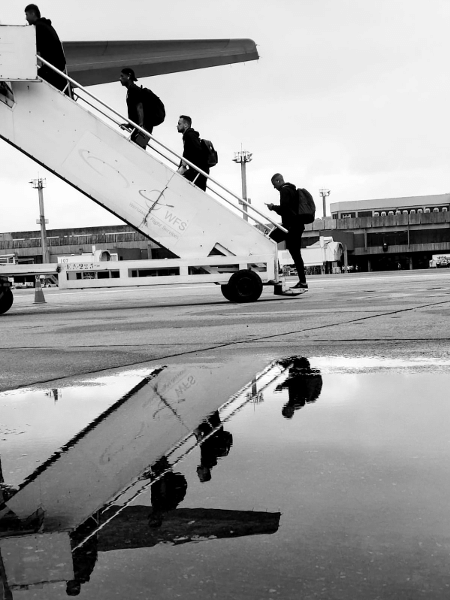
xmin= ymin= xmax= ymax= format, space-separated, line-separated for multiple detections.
xmin=1 ymin=269 xmax=450 ymax=392
xmin=2 ymin=268 xmax=450 ymax=599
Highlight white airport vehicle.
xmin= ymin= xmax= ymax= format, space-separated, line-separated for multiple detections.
xmin=0 ymin=26 xmax=288 ymax=315
xmin=429 ymin=254 xmax=450 ymax=268
xmin=278 ymin=237 xmax=343 ymax=270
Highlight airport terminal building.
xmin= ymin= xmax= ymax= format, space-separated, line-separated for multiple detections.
xmin=303 ymin=193 xmax=450 ymax=271
xmin=330 ymin=193 xmax=450 ymax=220
xmin=0 ymin=225 xmax=175 ymax=266
xmin=1 ymin=193 xmax=450 ymax=274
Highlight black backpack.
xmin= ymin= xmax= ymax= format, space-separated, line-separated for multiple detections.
xmin=297 ymin=188 xmax=316 ymax=224
xmin=201 ymin=139 xmax=219 ymax=167
xmin=140 ymin=86 xmax=166 ymax=127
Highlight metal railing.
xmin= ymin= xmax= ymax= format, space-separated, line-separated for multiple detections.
xmin=37 ymin=57 xmax=288 ymax=236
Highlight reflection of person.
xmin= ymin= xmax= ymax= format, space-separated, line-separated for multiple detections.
xmin=194 ymin=411 xmax=233 ymax=483
xmin=267 ymin=173 xmax=308 ymax=291
xmin=177 ymin=115 xmax=210 ymax=191
xmin=0 ymin=456 xmax=6 ymax=506
xmin=0 ymin=557 xmax=13 ymax=600
xmin=0 ymin=457 xmax=24 ymax=535
xmin=147 ymin=457 xmax=187 ymax=528
xmin=25 ymin=4 xmax=67 ymax=92
xmin=66 ymin=516 xmax=99 ymax=596
xmin=275 ymin=357 xmax=323 ymax=419
xmin=1 ymin=457 xmax=43 ymax=536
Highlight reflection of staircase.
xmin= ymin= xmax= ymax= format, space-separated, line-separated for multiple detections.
xmin=98 ymin=507 xmax=281 ymax=550
xmin=0 ymin=357 xmax=269 ymax=531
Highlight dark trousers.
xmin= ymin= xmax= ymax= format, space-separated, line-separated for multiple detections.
xmin=38 ymin=65 xmax=67 ymax=92
xmin=184 ymin=167 xmax=209 ymax=191
xmin=286 ymin=227 xmax=306 ymax=284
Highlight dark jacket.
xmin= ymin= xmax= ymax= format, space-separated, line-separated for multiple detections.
xmin=34 ymin=18 xmax=66 ymax=70
xmin=271 ymin=183 xmax=303 ymax=230
xmin=182 ymin=128 xmax=208 ymax=171
xmin=126 ymin=85 xmax=144 ymax=125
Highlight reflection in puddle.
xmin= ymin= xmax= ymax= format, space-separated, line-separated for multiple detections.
xmin=274 ymin=357 xmax=323 ymax=419
xmin=1 ymin=357 xmax=450 ymax=599
xmin=0 ymin=369 xmax=159 ymax=487
xmin=312 ymin=355 xmax=450 ymax=372
xmin=0 ymin=357 xmax=283 ymax=596
xmin=193 ymin=411 xmax=233 ymax=483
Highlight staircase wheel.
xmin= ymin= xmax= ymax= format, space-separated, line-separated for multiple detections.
xmin=0 ymin=288 xmax=14 ymax=315
xmin=221 ymin=283 xmax=237 ymax=302
xmin=221 ymin=269 xmax=263 ymax=303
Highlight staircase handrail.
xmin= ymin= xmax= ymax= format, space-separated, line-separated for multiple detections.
xmin=37 ymin=57 xmax=287 ymax=235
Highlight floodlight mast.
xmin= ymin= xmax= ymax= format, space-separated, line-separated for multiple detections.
xmin=30 ymin=178 xmax=49 ymax=264
xmin=319 ymin=188 xmax=331 ymax=218
xmin=233 ymin=150 xmax=253 ymax=221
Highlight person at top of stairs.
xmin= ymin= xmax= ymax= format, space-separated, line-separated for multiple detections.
xmin=25 ymin=4 xmax=67 ymax=92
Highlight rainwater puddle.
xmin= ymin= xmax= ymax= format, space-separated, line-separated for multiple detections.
xmin=1 ymin=356 xmax=450 ymax=599
xmin=0 ymin=369 xmax=159 ymax=486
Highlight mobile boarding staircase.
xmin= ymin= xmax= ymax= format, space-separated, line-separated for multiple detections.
xmin=0 ymin=25 xmax=288 ymax=315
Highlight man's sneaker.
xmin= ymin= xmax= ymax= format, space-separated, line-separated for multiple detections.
xmin=290 ymin=282 xmax=308 ymax=290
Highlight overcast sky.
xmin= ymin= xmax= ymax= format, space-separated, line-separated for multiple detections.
xmin=1 ymin=0 xmax=449 ymax=232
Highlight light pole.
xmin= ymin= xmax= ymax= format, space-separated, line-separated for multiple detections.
xmin=319 ymin=188 xmax=331 ymax=218
xmin=30 ymin=178 xmax=49 ymax=264
xmin=233 ymin=149 xmax=252 ymax=221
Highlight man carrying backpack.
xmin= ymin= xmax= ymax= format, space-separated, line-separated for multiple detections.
xmin=119 ymin=68 xmax=165 ymax=148
xmin=177 ymin=115 xmax=210 ymax=191
xmin=267 ymin=173 xmax=310 ymax=291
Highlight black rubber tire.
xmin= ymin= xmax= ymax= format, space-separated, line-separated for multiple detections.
xmin=222 ymin=269 xmax=263 ymax=303
xmin=0 ymin=288 xmax=14 ymax=315
xmin=221 ymin=283 xmax=237 ymax=302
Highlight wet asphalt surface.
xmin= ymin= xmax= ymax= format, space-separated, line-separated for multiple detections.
xmin=1 ymin=270 xmax=450 ymax=598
